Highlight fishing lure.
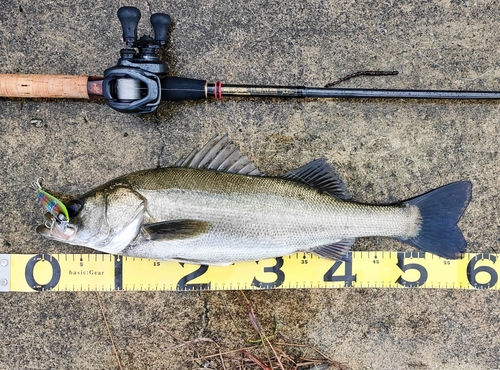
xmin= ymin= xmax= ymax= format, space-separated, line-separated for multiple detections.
xmin=33 ymin=179 xmax=69 ymax=223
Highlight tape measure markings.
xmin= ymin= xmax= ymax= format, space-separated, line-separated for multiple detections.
xmin=1 ymin=252 xmax=499 ymax=292
xmin=115 ymin=256 xmax=123 ymax=291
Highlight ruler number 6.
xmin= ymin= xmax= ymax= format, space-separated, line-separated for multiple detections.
xmin=467 ymin=254 xmax=498 ymax=289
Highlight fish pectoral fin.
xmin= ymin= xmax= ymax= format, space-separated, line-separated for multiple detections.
xmin=143 ymin=219 xmax=211 ymax=241
xmin=311 ymin=238 xmax=356 ymax=261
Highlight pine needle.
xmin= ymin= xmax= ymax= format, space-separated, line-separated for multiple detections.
xmin=96 ymin=292 xmax=123 ymax=370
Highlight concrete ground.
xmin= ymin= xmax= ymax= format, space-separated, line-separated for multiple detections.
xmin=1 ymin=0 xmax=499 ymax=369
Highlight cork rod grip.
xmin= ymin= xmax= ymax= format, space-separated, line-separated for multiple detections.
xmin=0 ymin=74 xmax=89 ymax=99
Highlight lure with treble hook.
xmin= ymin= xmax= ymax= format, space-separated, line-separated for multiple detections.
xmin=2 ymin=6 xmax=500 ymax=114
xmin=33 ymin=179 xmax=70 ymax=225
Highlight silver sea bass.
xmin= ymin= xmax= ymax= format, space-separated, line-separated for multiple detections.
xmin=36 ymin=135 xmax=472 ymax=265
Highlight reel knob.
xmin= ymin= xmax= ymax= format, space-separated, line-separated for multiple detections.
xmin=117 ymin=6 xmax=141 ymax=47
xmin=151 ymin=13 xmax=171 ymax=46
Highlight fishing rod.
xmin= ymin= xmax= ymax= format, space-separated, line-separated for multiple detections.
xmin=1 ymin=6 xmax=500 ymax=114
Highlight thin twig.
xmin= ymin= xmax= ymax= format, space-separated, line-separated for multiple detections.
xmin=96 ymin=292 xmax=123 ymax=370
xmin=240 ymin=291 xmax=286 ymax=370
xmin=241 ymin=350 xmax=272 ymax=370
xmin=274 ymin=342 xmax=348 ymax=370
xmin=161 ymin=327 xmax=227 ymax=370
xmin=239 ymin=291 xmax=274 ymax=366
xmin=324 ymin=70 xmax=398 ymax=88
xmin=199 ymin=345 xmax=262 ymax=359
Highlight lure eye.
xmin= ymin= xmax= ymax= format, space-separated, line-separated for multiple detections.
xmin=66 ymin=199 xmax=83 ymax=217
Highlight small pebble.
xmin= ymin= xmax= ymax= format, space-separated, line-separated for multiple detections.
xmin=30 ymin=119 xmax=44 ymax=128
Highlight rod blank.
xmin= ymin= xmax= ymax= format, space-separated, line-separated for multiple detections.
xmin=214 ymin=84 xmax=500 ymax=100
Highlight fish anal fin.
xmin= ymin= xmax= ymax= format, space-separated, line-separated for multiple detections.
xmin=282 ymin=159 xmax=350 ymax=200
xmin=143 ymin=219 xmax=211 ymax=241
xmin=311 ymin=238 xmax=355 ymax=261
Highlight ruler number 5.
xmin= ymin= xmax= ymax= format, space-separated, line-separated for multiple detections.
xmin=396 ymin=252 xmax=428 ymax=287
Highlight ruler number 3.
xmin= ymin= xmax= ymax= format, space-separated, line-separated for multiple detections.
xmin=252 ymin=257 xmax=285 ymax=289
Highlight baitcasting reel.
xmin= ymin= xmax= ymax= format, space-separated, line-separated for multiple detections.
xmin=102 ymin=6 xmax=207 ymax=113
xmin=102 ymin=7 xmax=169 ymax=113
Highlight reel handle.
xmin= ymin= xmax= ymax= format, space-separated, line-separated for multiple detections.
xmin=117 ymin=7 xmax=141 ymax=47
xmin=102 ymin=7 xmax=173 ymax=113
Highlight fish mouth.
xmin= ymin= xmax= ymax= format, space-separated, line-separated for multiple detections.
xmin=36 ymin=224 xmax=55 ymax=238
xmin=36 ymin=214 xmax=77 ymax=241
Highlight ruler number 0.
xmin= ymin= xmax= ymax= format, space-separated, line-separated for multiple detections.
xmin=25 ymin=254 xmax=61 ymax=291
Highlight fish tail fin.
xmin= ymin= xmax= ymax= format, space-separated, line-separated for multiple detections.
xmin=396 ymin=181 xmax=472 ymax=259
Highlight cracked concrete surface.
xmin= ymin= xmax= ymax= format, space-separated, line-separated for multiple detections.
xmin=1 ymin=1 xmax=500 ymax=369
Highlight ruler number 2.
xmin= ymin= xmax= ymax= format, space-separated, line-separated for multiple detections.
xmin=177 ymin=264 xmax=211 ymax=290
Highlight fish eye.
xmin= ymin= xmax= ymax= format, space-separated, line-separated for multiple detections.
xmin=66 ymin=199 xmax=83 ymax=217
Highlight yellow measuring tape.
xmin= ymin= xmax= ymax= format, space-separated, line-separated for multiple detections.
xmin=0 ymin=252 xmax=498 ymax=292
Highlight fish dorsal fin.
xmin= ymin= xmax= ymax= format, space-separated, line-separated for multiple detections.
xmin=282 ymin=159 xmax=350 ymax=200
xmin=175 ymin=135 xmax=261 ymax=176
xmin=311 ymin=238 xmax=356 ymax=261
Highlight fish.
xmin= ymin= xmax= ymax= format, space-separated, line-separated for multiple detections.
xmin=36 ymin=135 xmax=472 ymax=265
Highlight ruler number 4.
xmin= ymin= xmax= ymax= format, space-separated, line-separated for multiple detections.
xmin=323 ymin=257 xmax=356 ymax=287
